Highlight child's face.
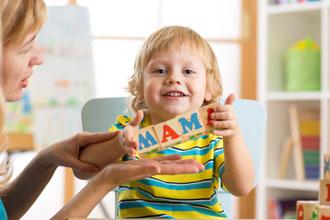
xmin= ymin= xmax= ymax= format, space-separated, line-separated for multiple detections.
xmin=143 ymin=49 xmax=210 ymax=124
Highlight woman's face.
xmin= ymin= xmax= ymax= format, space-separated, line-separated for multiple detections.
xmin=2 ymin=32 xmax=43 ymax=101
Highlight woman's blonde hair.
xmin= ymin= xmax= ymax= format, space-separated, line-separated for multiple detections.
xmin=128 ymin=26 xmax=223 ymax=113
xmin=2 ymin=0 xmax=47 ymax=46
xmin=0 ymin=0 xmax=46 ymax=184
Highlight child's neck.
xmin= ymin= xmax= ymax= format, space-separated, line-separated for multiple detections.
xmin=146 ymin=111 xmax=174 ymax=125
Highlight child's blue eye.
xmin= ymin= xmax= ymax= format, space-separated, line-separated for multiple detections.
xmin=155 ymin=68 xmax=167 ymax=74
xmin=184 ymin=69 xmax=195 ymax=74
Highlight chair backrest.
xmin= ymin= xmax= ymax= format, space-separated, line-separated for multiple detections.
xmin=81 ymin=97 xmax=266 ymax=218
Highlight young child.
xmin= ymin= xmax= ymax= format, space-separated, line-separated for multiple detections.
xmin=79 ymin=25 xmax=255 ymax=219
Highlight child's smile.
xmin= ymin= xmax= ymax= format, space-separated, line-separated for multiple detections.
xmin=143 ymin=49 xmax=211 ymax=124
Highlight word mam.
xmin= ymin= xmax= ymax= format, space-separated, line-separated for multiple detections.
xmin=138 ymin=103 xmax=217 ymax=155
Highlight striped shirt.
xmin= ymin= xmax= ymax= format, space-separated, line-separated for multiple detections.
xmin=110 ymin=115 xmax=227 ymax=219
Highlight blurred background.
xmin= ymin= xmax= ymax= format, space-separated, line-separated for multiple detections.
xmin=6 ymin=0 xmax=328 ymax=219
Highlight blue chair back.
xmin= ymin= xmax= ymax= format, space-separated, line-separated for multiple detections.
xmin=81 ymin=97 xmax=266 ymax=218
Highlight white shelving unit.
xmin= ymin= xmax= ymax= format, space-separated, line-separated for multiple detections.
xmin=257 ymin=0 xmax=330 ymax=218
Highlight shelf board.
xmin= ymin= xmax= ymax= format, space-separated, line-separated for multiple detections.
xmin=266 ymin=91 xmax=323 ymax=101
xmin=267 ymin=1 xmax=322 ymax=14
xmin=265 ymin=179 xmax=319 ymax=191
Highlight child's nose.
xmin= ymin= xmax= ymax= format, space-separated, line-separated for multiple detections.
xmin=166 ymin=72 xmax=182 ymax=85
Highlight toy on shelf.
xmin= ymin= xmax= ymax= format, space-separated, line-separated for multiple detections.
xmin=285 ymin=38 xmax=321 ymax=91
xmin=278 ymin=105 xmax=320 ymax=180
xmin=296 ymin=153 xmax=330 ymax=220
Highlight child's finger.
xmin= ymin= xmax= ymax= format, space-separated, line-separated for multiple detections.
xmin=130 ymin=110 xmax=144 ymax=127
xmin=225 ymin=93 xmax=235 ymax=106
xmin=211 ymin=111 xmax=234 ymax=120
xmin=215 ymin=104 xmax=232 ymax=112
xmin=130 ymin=148 xmax=137 ymax=158
xmin=129 ymin=139 xmax=138 ymax=150
xmin=212 ymin=120 xmax=236 ymax=129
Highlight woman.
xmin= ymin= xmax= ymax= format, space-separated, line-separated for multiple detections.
xmin=0 ymin=0 xmax=204 ymax=219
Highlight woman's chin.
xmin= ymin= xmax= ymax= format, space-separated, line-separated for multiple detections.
xmin=4 ymin=91 xmax=23 ymax=102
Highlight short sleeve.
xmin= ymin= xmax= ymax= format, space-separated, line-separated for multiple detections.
xmin=108 ymin=115 xmax=131 ymax=132
xmin=0 ymin=199 xmax=8 ymax=220
xmin=212 ymin=136 xmax=228 ymax=192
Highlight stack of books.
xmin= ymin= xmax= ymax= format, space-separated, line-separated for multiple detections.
xmin=299 ymin=108 xmax=320 ymax=179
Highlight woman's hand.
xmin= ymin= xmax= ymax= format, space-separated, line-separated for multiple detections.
xmin=210 ymin=94 xmax=238 ymax=138
xmin=39 ymin=131 xmax=119 ymax=173
xmin=51 ymin=154 xmax=204 ymax=219
xmin=100 ymin=154 xmax=205 ymax=187
xmin=118 ymin=110 xmax=144 ymax=157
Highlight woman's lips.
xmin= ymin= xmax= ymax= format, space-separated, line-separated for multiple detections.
xmin=21 ymin=79 xmax=29 ymax=88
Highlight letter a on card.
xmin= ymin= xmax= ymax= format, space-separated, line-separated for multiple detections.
xmin=138 ymin=126 xmax=160 ymax=155
xmin=154 ymin=118 xmax=182 ymax=149
xmin=177 ymin=110 xmax=205 ymax=139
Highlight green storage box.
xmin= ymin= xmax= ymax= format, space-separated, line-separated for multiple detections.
xmin=285 ymin=38 xmax=321 ymax=91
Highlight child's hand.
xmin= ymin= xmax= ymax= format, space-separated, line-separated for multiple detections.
xmin=210 ymin=94 xmax=238 ymax=138
xmin=119 ymin=110 xmax=144 ymax=157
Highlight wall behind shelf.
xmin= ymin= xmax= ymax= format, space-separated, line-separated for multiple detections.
xmin=268 ymin=10 xmax=321 ymax=92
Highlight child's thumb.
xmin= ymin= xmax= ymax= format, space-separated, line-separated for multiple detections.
xmin=130 ymin=110 xmax=144 ymax=127
xmin=225 ymin=93 xmax=235 ymax=105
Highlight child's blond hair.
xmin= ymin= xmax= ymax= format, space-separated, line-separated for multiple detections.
xmin=128 ymin=26 xmax=223 ymax=113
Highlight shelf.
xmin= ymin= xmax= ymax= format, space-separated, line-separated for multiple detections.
xmin=258 ymin=0 xmax=328 ymax=218
xmin=268 ymin=1 xmax=322 ymax=15
xmin=265 ymin=179 xmax=319 ymax=191
xmin=267 ymin=92 xmax=323 ymax=101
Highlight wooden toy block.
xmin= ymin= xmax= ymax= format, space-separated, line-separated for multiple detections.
xmin=154 ymin=118 xmax=182 ymax=150
xmin=320 ymin=179 xmax=330 ymax=205
xmin=176 ymin=110 xmax=205 ymax=140
xmin=324 ymin=154 xmax=330 ymax=179
xmin=318 ymin=205 xmax=330 ymax=220
xmin=138 ymin=126 xmax=160 ymax=155
xmin=296 ymin=201 xmax=319 ymax=220
xmin=199 ymin=103 xmax=218 ymax=130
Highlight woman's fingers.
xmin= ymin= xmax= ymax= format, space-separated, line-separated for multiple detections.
xmin=154 ymin=154 xmax=182 ymax=161
xmin=159 ymin=159 xmax=204 ymax=173
xmin=127 ymin=156 xmax=204 ymax=174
